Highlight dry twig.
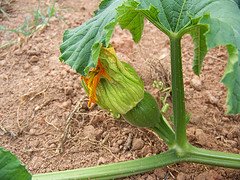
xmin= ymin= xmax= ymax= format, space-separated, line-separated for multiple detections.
xmin=123 ymin=133 xmax=133 ymax=152
xmin=56 ymin=97 xmax=85 ymax=154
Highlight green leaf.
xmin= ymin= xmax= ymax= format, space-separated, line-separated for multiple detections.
xmin=117 ymin=0 xmax=144 ymax=42
xmin=0 ymin=147 xmax=31 ymax=180
xmin=197 ymin=8 xmax=240 ymax=114
xmin=60 ymin=0 xmax=125 ymax=75
xmin=118 ymin=0 xmax=240 ymax=114
xmin=189 ymin=24 xmax=208 ymax=75
xmin=222 ymin=46 xmax=240 ymax=114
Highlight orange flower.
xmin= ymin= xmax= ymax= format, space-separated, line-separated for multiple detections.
xmin=82 ymin=60 xmax=110 ymax=107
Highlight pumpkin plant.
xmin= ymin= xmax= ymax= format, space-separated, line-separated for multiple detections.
xmin=1 ymin=0 xmax=240 ymax=179
xmin=36 ymin=0 xmax=240 ymax=179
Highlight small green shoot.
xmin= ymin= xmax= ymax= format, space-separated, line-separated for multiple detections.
xmin=0 ymin=0 xmax=60 ymax=49
xmin=153 ymin=80 xmax=171 ymax=114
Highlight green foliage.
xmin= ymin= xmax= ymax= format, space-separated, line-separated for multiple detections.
xmin=0 ymin=147 xmax=31 ymax=180
xmin=60 ymin=0 xmax=125 ymax=75
xmin=117 ymin=0 xmax=240 ymax=114
xmin=117 ymin=0 xmax=144 ymax=42
xmin=57 ymin=1 xmax=240 ymax=178
xmin=1 ymin=0 xmax=59 ymax=49
xmin=60 ymin=0 xmax=240 ymax=114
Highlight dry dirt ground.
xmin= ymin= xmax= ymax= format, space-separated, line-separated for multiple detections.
xmin=0 ymin=0 xmax=240 ymax=179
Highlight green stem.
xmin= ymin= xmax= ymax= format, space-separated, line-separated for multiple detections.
xmin=170 ymin=35 xmax=187 ymax=148
xmin=32 ymin=150 xmax=181 ymax=180
xmin=151 ymin=116 xmax=175 ymax=146
xmin=186 ymin=145 xmax=240 ymax=169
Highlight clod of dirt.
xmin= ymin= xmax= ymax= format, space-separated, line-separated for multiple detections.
xmin=29 ymin=156 xmax=44 ymax=171
xmin=116 ymin=139 xmax=124 ymax=145
xmin=145 ymin=174 xmax=155 ymax=180
xmin=206 ymin=91 xmax=219 ymax=105
xmin=60 ymin=100 xmax=72 ymax=109
xmin=29 ymin=139 xmax=40 ymax=148
xmin=23 ymin=62 xmax=31 ymax=70
xmin=97 ymin=157 xmax=107 ymax=165
xmin=110 ymin=146 xmax=120 ymax=154
xmin=190 ymin=115 xmax=202 ymax=124
xmin=0 ymin=60 xmax=6 ymax=66
xmin=141 ymin=145 xmax=152 ymax=156
xmin=0 ymin=74 xmax=8 ymax=80
xmin=73 ymin=82 xmax=81 ymax=90
xmin=187 ymin=127 xmax=196 ymax=141
xmin=29 ymin=55 xmax=40 ymax=63
xmin=31 ymin=66 xmax=41 ymax=74
xmin=132 ymin=138 xmax=144 ymax=151
xmin=190 ymin=76 xmax=202 ymax=91
xmin=154 ymin=168 xmax=166 ymax=179
xmin=195 ymin=170 xmax=222 ymax=180
xmin=83 ymin=125 xmax=96 ymax=139
xmin=29 ymin=128 xmax=37 ymax=135
xmin=225 ymin=140 xmax=238 ymax=148
xmin=177 ymin=172 xmax=190 ymax=180
xmin=195 ymin=129 xmax=209 ymax=146
xmin=64 ymin=87 xmax=74 ymax=96
xmin=227 ymin=127 xmax=239 ymax=139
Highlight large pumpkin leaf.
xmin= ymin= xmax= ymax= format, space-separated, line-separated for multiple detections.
xmin=117 ymin=0 xmax=240 ymax=114
xmin=59 ymin=0 xmax=125 ymax=75
xmin=0 ymin=147 xmax=31 ymax=180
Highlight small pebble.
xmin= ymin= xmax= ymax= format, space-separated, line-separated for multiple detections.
xmin=30 ymin=56 xmax=39 ymax=63
xmin=110 ymin=147 xmax=120 ymax=154
xmin=97 ymin=157 xmax=107 ymax=165
xmin=60 ymin=70 xmax=68 ymax=77
xmin=60 ymin=100 xmax=72 ymax=109
xmin=154 ymin=168 xmax=165 ymax=178
xmin=29 ymin=128 xmax=37 ymax=135
xmin=132 ymin=138 xmax=144 ymax=150
xmin=23 ymin=63 xmax=31 ymax=70
xmin=83 ymin=125 xmax=96 ymax=139
xmin=73 ymin=82 xmax=81 ymax=90
xmin=190 ymin=76 xmax=202 ymax=91
xmin=29 ymin=139 xmax=40 ymax=147
xmin=145 ymin=175 xmax=155 ymax=180
xmin=117 ymin=139 xmax=124 ymax=145
xmin=195 ymin=129 xmax=208 ymax=146
xmin=64 ymin=87 xmax=74 ymax=96
xmin=141 ymin=145 xmax=152 ymax=156
xmin=195 ymin=170 xmax=222 ymax=180
xmin=0 ymin=60 xmax=6 ymax=66
xmin=31 ymin=66 xmax=40 ymax=75
xmin=191 ymin=115 xmax=201 ymax=124
xmin=206 ymin=91 xmax=219 ymax=105
xmin=177 ymin=172 xmax=189 ymax=180
xmin=82 ymin=101 xmax=89 ymax=111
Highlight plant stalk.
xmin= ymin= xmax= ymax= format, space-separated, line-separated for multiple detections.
xmin=151 ymin=116 xmax=175 ymax=146
xmin=169 ymin=35 xmax=187 ymax=149
xmin=32 ymin=150 xmax=181 ymax=180
xmin=186 ymin=145 xmax=240 ymax=169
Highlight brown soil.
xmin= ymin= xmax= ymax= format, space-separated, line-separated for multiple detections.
xmin=0 ymin=0 xmax=239 ymax=179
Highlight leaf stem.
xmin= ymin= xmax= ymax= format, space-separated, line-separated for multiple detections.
xmin=169 ymin=35 xmax=187 ymax=149
xmin=186 ymin=145 xmax=240 ymax=169
xmin=32 ymin=150 xmax=181 ymax=180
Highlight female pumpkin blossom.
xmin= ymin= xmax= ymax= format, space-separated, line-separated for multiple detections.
xmin=81 ymin=47 xmax=172 ymax=139
xmin=81 ymin=46 xmax=145 ymax=116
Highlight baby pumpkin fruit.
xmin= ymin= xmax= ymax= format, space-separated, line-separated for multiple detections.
xmin=123 ymin=91 xmax=161 ymax=128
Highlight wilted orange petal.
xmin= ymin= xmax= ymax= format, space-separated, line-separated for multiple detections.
xmin=83 ymin=60 xmax=110 ymax=107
